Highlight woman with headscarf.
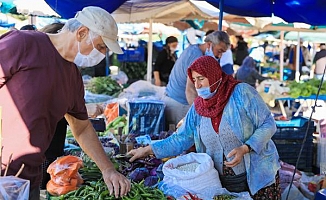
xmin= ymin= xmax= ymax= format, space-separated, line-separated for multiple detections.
xmin=235 ymin=56 xmax=270 ymax=88
xmin=153 ymin=36 xmax=178 ymax=86
xmin=128 ymin=56 xmax=281 ymax=199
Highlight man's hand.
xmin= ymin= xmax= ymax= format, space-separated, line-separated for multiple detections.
xmin=224 ymin=145 xmax=249 ymax=167
xmin=65 ymin=114 xmax=131 ymax=197
xmin=102 ymin=168 xmax=131 ymax=198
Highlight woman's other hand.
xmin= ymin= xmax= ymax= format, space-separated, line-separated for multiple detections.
xmin=224 ymin=145 xmax=250 ymax=167
xmin=127 ymin=146 xmax=153 ymax=162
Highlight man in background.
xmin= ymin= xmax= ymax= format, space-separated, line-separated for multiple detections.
xmin=312 ymin=43 xmax=326 ymax=79
xmin=162 ymin=31 xmax=230 ymax=128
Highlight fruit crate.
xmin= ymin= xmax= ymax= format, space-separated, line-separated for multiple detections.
xmin=272 ymin=117 xmax=315 ymax=172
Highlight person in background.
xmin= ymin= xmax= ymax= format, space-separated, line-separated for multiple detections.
xmin=235 ymin=56 xmax=271 ymax=88
xmin=234 ymin=35 xmax=249 ymax=66
xmin=0 ymin=6 xmax=130 ymax=199
xmin=206 ymin=30 xmax=234 ymax=75
xmin=288 ymin=39 xmax=311 ymax=80
xmin=153 ymin=36 xmax=178 ymax=86
xmin=128 ymin=56 xmax=280 ymax=199
xmin=20 ymin=24 xmax=37 ymax=31
xmin=38 ymin=22 xmax=68 ymax=190
xmin=162 ymin=31 xmax=230 ymax=128
xmin=312 ymin=43 xmax=326 ymax=80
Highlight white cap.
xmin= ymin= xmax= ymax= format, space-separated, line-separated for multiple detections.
xmin=75 ymin=6 xmax=123 ymax=54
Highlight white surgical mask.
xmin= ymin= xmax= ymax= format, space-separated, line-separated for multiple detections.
xmin=74 ymin=33 xmax=105 ymax=67
xmin=170 ymin=47 xmax=176 ymax=53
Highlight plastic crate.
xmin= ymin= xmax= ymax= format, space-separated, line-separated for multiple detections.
xmin=273 ymin=117 xmax=315 ymax=140
xmin=127 ymin=99 xmax=165 ymax=137
xmin=117 ymin=47 xmax=145 ymax=62
xmin=89 ymin=118 xmax=106 ymax=132
xmin=272 ymin=117 xmax=315 ymax=172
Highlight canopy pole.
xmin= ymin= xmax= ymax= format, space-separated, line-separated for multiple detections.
xmin=295 ymin=32 xmax=300 ymax=82
xmin=218 ymin=0 xmax=224 ymax=31
xmin=146 ymin=18 xmax=153 ymax=82
xmin=279 ymin=31 xmax=284 ymax=81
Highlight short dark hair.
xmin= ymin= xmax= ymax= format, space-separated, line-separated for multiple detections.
xmin=205 ymin=30 xmax=215 ymax=36
xmin=20 ymin=25 xmax=37 ymax=30
xmin=165 ymin=36 xmax=178 ymax=44
xmin=39 ymin=22 xmax=65 ymax=34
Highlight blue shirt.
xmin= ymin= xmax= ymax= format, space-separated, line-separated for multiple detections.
xmin=166 ymin=44 xmax=203 ymax=105
xmin=152 ymin=83 xmax=280 ymax=195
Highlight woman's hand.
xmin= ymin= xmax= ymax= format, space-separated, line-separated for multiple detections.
xmin=224 ymin=145 xmax=250 ymax=167
xmin=127 ymin=146 xmax=153 ymax=162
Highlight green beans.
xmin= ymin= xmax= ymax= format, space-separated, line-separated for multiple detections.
xmin=50 ymin=179 xmax=166 ymax=200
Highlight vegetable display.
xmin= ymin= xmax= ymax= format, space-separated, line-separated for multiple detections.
xmin=213 ymin=195 xmax=236 ymax=200
xmin=86 ymin=76 xmax=123 ymax=96
xmin=106 ymin=115 xmax=128 ymax=135
xmin=120 ymin=62 xmax=147 ymax=81
xmin=49 ymin=179 xmax=166 ymax=200
xmin=288 ymin=79 xmax=326 ymax=98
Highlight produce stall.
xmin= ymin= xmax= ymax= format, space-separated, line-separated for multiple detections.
xmin=42 ymin=73 xmax=326 ymax=199
xmin=43 ymin=77 xmax=247 ymax=200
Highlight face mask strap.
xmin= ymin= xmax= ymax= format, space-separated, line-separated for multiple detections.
xmin=210 ymin=78 xmax=222 ymax=88
xmin=88 ymin=32 xmax=96 ymax=49
xmin=77 ymin=42 xmax=81 ymax=52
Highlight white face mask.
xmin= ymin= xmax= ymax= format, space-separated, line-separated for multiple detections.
xmin=74 ymin=33 xmax=105 ymax=67
xmin=170 ymin=47 xmax=176 ymax=53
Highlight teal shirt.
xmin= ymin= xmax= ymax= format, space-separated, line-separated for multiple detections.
xmin=151 ymin=83 xmax=280 ymax=195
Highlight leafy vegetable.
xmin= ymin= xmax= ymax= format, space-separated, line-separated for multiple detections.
xmin=86 ymin=76 xmax=122 ymax=96
xmin=288 ymin=79 xmax=326 ymax=98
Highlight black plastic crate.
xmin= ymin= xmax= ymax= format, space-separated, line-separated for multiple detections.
xmin=273 ymin=139 xmax=313 ymax=171
xmin=272 ymin=117 xmax=315 ymax=172
xmin=273 ymin=118 xmax=315 ymax=140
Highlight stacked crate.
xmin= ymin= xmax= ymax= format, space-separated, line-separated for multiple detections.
xmin=272 ymin=117 xmax=315 ymax=172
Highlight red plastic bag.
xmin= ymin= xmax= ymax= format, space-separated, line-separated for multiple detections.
xmin=46 ymin=155 xmax=83 ymax=196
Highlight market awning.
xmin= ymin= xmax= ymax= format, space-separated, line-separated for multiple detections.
xmin=205 ymin=0 xmax=326 ymax=26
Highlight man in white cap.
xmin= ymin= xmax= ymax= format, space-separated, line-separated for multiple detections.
xmin=0 ymin=6 xmax=130 ymax=199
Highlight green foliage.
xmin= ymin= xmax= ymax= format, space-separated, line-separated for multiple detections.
xmin=120 ymin=62 xmax=147 ymax=81
xmin=86 ymin=76 xmax=122 ymax=97
xmin=288 ymin=79 xmax=326 ymax=98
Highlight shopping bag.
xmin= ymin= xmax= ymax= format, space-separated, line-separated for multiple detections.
xmin=0 ymin=176 xmax=30 ymax=200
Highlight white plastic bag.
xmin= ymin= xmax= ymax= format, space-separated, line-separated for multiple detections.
xmin=0 ymin=176 xmax=30 ymax=200
xmin=162 ymin=153 xmax=222 ymax=196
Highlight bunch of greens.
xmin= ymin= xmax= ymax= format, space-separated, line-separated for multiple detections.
xmin=120 ymin=62 xmax=147 ymax=81
xmin=288 ymin=79 xmax=326 ymax=98
xmin=86 ymin=76 xmax=122 ymax=97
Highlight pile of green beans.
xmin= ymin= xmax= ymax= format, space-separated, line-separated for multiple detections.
xmin=49 ymin=179 xmax=167 ymax=200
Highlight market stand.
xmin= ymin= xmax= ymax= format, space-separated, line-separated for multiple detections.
xmin=276 ymin=95 xmax=326 ymax=118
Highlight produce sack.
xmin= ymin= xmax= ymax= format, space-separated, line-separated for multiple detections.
xmin=162 ymin=152 xmax=222 ymax=196
xmin=0 ymin=176 xmax=30 ymax=200
xmin=46 ymin=155 xmax=83 ymax=196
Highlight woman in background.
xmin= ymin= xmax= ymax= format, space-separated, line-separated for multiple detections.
xmin=153 ymin=36 xmax=178 ymax=86
xmin=235 ymin=56 xmax=270 ymax=88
